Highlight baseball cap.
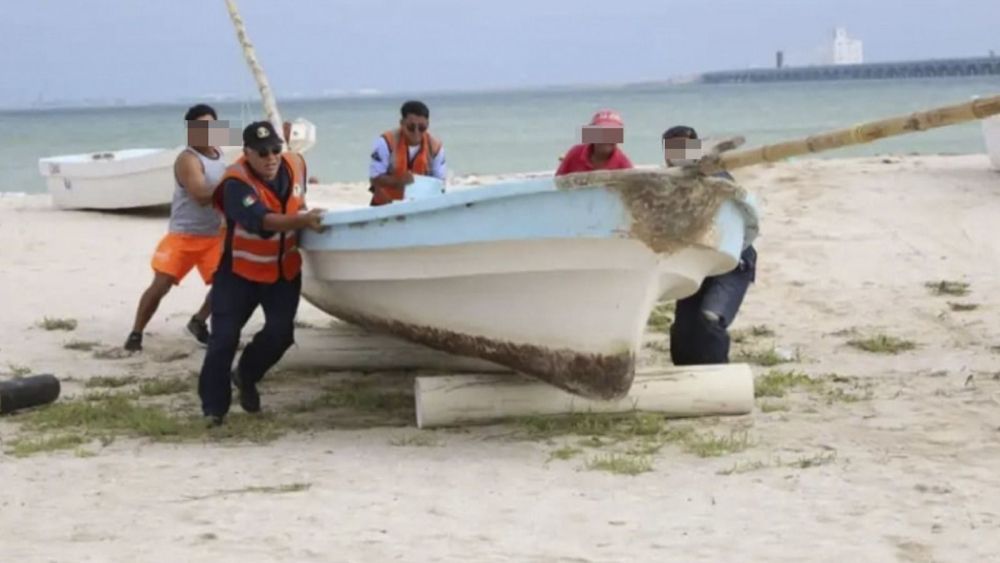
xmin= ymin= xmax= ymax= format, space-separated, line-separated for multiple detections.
xmin=589 ymin=109 xmax=624 ymax=128
xmin=242 ymin=121 xmax=283 ymax=151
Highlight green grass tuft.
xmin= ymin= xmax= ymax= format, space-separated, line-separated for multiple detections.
xmin=847 ymin=334 xmax=917 ymax=354
xmin=38 ymin=317 xmax=77 ymax=331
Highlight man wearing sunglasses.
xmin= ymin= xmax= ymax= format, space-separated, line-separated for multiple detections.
xmin=198 ymin=121 xmax=325 ymax=426
xmin=662 ymin=125 xmax=757 ymax=367
xmin=369 ymin=100 xmax=446 ymax=206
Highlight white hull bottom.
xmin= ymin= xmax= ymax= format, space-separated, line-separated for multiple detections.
xmin=301 ymin=239 xmax=735 ymax=399
xmin=45 ymin=172 xmax=174 ymax=211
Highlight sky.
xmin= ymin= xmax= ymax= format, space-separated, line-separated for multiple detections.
xmin=0 ymin=0 xmax=996 ymax=108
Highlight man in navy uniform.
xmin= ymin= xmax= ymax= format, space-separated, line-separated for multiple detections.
xmin=199 ymin=121 xmax=325 ymax=425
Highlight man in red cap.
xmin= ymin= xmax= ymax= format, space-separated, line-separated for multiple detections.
xmin=555 ymin=109 xmax=634 ymax=176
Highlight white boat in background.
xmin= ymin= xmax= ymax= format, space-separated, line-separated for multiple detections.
xmin=37 ymin=119 xmax=316 ymax=211
xmin=983 ymin=114 xmax=1000 ymax=171
xmin=300 ymin=171 xmax=759 ymax=400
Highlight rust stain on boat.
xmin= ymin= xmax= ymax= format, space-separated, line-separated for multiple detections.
xmin=554 ymin=169 xmax=743 ymax=253
xmin=323 ymin=306 xmax=635 ymax=400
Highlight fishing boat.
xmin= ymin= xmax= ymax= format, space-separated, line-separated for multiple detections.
xmin=37 ymin=120 xmax=315 ymax=211
xmin=300 ymin=94 xmax=1000 ymax=400
xmin=300 ymin=172 xmax=759 ymax=400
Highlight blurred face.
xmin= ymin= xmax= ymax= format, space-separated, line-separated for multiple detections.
xmin=244 ymin=143 xmax=282 ymax=180
xmin=663 ymin=137 xmax=702 ymax=167
xmin=186 ymin=114 xmax=214 ymax=147
xmin=400 ymin=113 xmax=429 ymax=145
xmin=582 ymin=125 xmax=622 ymax=160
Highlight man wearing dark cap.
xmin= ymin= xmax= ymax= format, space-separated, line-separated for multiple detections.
xmin=198 ymin=120 xmax=325 ymax=425
xmin=662 ymin=125 xmax=757 ymax=366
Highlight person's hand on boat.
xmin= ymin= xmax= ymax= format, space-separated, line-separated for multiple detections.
xmin=299 ymin=208 xmax=326 ymax=232
xmin=402 ymin=171 xmax=415 ymax=185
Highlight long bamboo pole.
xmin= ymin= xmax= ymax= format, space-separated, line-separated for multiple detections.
xmin=702 ymin=94 xmax=1000 ymax=174
xmin=223 ymin=0 xmax=285 ymax=142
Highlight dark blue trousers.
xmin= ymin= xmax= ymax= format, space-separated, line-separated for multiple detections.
xmin=670 ymin=246 xmax=756 ymax=366
xmin=199 ymin=270 xmax=301 ymax=417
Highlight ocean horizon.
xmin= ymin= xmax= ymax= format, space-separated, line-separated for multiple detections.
xmin=4 ymin=76 xmax=999 ymax=193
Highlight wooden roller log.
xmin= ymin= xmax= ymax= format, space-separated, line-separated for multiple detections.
xmin=0 ymin=374 xmax=61 ymax=415
xmin=414 ymin=363 xmax=754 ymax=428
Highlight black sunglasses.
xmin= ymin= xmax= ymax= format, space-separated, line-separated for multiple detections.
xmin=256 ymin=146 xmax=282 ymax=158
xmin=406 ymin=123 xmax=428 ymax=133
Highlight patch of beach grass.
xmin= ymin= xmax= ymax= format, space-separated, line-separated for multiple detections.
xmin=732 ymin=324 xmax=775 ymax=343
xmin=548 ymin=445 xmax=584 ymax=461
xmin=754 ymin=370 xmax=823 ymax=398
xmin=185 ymin=482 xmax=312 ymax=501
xmin=84 ymin=375 xmax=139 ymax=389
xmin=759 ymin=401 xmax=790 ymax=413
xmin=296 ymin=380 xmax=414 ymax=415
xmin=716 ymin=451 xmax=836 ymax=475
xmin=138 ymin=377 xmax=192 ymax=397
xmin=847 ymin=334 xmax=917 ymax=354
xmin=6 ymin=363 xmax=32 ymax=378
xmin=683 ymin=430 xmax=753 ymax=458
xmin=645 ymin=301 xmax=675 ymax=333
xmin=64 ymin=340 xmax=100 ymax=352
xmin=92 ymin=346 xmax=133 ymax=360
xmin=38 ymin=317 xmax=77 ymax=331
xmin=788 ymin=451 xmax=837 ymax=469
xmin=389 ymin=433 xmax=440 ymax=447
xmin=925 ymin=280 xmax=969 ymax=297
xmin=5 ymin=434 xmax=86 ymax=458
xmin=716 ymin=459 xmax=769 ymax=475
xmin=733 ymin=347 xmax=791 ymax=367
xmin=585 ymin=453 xmax=653 ymax=476
xmin=150 ymin=349 xmax=191 ymax=363
xmin=947 ymin=302 xmax=979 ymax=312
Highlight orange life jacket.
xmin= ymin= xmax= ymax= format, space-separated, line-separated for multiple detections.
xmin=214 ymin=153 xmax=307 ymax=283
xmin=370 ymin=128 xmax=442 ymax=206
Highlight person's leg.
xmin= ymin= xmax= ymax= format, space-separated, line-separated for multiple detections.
xmin=126 ymin=272 xmax=177 ymax=351
xmin=670 ymin=286 xmax=711 ymax=366
xmin=194 ymin=291 xmax=211 ymax=323
xmin=233 ymin=276 xmax=301 ymax=412
xmin=198 ymin=272 xmax=258 ymax=421
xmin=187 ymin=234 xmax=224 ymax=344
xmin=689 ymin=261 xmax=755 ymax=364
xmin=126 ymin=234 xmax=195 ymax=350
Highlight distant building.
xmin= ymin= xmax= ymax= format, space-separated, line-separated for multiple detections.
xmin=832 ymin=27 xmax=864 ymax=65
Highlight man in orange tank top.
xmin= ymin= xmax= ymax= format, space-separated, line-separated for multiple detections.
xmin=198 ymin=121 xmax=325 ymax=426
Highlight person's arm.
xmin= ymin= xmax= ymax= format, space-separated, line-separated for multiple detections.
xmin=369 ymin=137 xmax=412 ymax=190
xmin=222 ymin=179 xmax=324 ymax=234
xmin=617 ymin=150 xmax=635 ymax=169
xmin=429 ymin=145 xmax=447 ymax=181
xmin=554 ymin=145 xmax=580 ymax=176
xmin=175 ymin=151 xmax=216 ymax=205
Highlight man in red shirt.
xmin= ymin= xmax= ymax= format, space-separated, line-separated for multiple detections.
xmin=555 ymin=109 xmax=634 ymax=176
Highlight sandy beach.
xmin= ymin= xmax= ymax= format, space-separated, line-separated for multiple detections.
xmin=2 ymin=155 xmax=1000 ymax=562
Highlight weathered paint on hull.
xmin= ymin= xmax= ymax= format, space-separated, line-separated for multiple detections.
xmin=304 ymin=301 xmax=636 ymax=400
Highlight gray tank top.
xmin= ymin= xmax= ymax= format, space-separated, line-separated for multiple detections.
xmin=168 ymin=147 xmax=226 ymax=235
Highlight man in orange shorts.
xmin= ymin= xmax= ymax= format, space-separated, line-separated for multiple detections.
xmin=124 ymin=104 xmax=230 ymax=352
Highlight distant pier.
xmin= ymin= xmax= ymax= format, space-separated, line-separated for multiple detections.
xmin=700 ymin=56 xmax=1000 ymax=84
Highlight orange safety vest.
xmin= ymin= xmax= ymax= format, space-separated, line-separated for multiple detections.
xmin=214 ymin=153 xmax=307 ymax=283
xmin=370 ymin=128 xmax=442 ymax=206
